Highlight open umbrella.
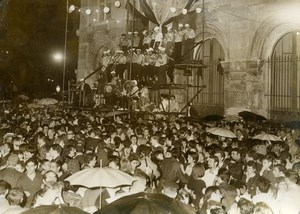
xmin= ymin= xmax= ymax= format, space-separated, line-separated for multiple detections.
xmin=37 ymin=98 xmax=58 ymax=105
xmin=252 ymin=133 xmax=282 ymax=141
xmin=21 ymin=205 xmax=88 ymax=214
xmin=202 ymin=114 xmax=224 ymax=122
xmin=207 ymin=127 xmax=237 ymax=138
xmin=65 ymin=167 xmax=136 ymax=208
xmin=105 ymin=110 xmax=127 ymax=117
xmin=238 ymin=111 xmax=267 ymax=122
xmin=94 ymin=192 xmax=196 ymax=214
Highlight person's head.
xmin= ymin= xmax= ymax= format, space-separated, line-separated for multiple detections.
xmin=130 ymin=171 xmax=148 ymax=192
xmin=7 ymin=153 xmax=19 ymax=167
xmin=186 ymin=151 xmax=199 ymax=164
xmin=207 ymin=156 xmax=219 ymax=169
xmin=231 ymin=148 xmax=242 ymax=161
xmin=128 ymin=154 xmax=141 ymax=169
xmin=246 ymin=160 xmax=257 ymax=175
xmin=49 ymin=144 xmax=62 ymax=158
xmin=237 ymin=198 xmax=254 ymax=214
xmin=272 ymin=164 xmax=286 ymax=178
xmin=215 ymin=168 xmax=230 ymax=185
xmin=191 ymin=162 xmax=205 ymax=179
xmin=108 ymin=155 xmax=120 ymax=170
xmin=262 ymin=155 xmax=273 ymax=169
xmin=253 ymin=202 xmax=274 ymax=214
xmin=25 ymin=158 xmax=38 ymax=174
xmin=6 ymin=188 xmax=25 ymax=206
xmin=43 ymin=170 xmax=58 ymax=184
xmin=40 ymin=159 xmax=51 ymax=172
xmin=203 ymin=186 xmax=223 ymax=203
xmin=0 ymin=180 xmax=11 ymax=196
xmin=284 ymin=169 xmax=299 ymax=184
xmin=256 ymin=176 xmax=270 ymax=194
xmin=50 ymin=160 xmax=62 ymax=175
xmin=162 ymin=181 xmax=179 ymax=198
xmin=84 ymin=153 xmax=97 ymax=168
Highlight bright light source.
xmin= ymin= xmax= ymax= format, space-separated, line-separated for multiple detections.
xmin=196 ymin=7 xmax=202 ymax=13
xmin=182 ymin=9 xmax=188 ymax=15
xmin=106 ymin=20 xmax=109 ymax=23
xmin=53 ymin=53 xmax=63 ymax=62
xmin=93 ymin=18 xmax=97 ymax=22
xmin=96 ymin=9 xmax=99 ymax=13
xmin=116 ymin=20 xmax=120 ymax=23
xmin=68 ymin=5 xmax=75 ymax=13
xmin=103 ymin=6 xmax=110 ymax=14
xmin=170 ymin=7 xmax=176 ymax=13
xmin=85 ymin=9 xmax=92 ymax=15
xmin=297 ymin=32 xmax=300 ymax=35
xmin=114 ymin=1 xmax=121 ymax=8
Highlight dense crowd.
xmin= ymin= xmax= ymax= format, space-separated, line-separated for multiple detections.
xmin=0 ymin=103 xmax=300 ymax=214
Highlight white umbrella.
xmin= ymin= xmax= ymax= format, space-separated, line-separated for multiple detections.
xmin=37 ymin=98 xmax=58 ymax=105
xmin=252 ymin=133 xmax=282 ymax=141
xmin=207 ymin=127 xmax=237 ymax=138
xmin=27 ymin=103 xmax=43 ymax=108
xmin=65 ymin=167 xmax=136 ymax=208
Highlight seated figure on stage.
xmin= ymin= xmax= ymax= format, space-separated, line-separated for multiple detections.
xmin=182 ymin=24 xmax=195 ymax=63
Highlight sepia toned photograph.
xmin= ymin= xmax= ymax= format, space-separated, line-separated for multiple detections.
xmin=0 ymin=0 xmax=300 ymax=213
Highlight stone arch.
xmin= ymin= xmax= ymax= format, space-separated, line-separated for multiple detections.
xmin=194 ymin=22 xmax=230 ymax=60
xmin=250 ymin=16 xmax=300 ymax=60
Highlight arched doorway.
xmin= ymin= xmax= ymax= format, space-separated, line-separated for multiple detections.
xmin=268 ymin=31 xmax=300 ymax=121
xmin=193 ymin=38 xmax=225 ymax=116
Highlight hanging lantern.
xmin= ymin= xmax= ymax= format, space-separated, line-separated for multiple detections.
xmin=114 ymin=1 xmax=121 ymax=8
xmin=196 ymin=7 xmax=202 ymax=14
xmin=170 ymin=7 xmax=176 ymax=13
xmin=103 ymin=6 xmax=110 ymax=14
xmin=85 ymin=9 xmax=92 ymax=15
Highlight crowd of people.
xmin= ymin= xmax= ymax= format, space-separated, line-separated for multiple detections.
xmin=0 ymin=102 xmax=300 ymax=214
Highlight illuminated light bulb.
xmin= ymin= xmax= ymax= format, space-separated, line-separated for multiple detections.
xmin=182 ymin=8 xmax=188 ymax=15
xmin=78 ymin=9 xmax=81 ymax=12
xmin=170 ymin=7 xmax=176 ymax=13
xmin=85 ymin=9 xmax=92 ymax=15
xmin=114 ymin=1 xmax=121 ymax=8
xmin=116 ymin=20 xmax=120 ymax=23
xmin=103 ymin=6 xmax=110 ymax=13
xmin=96 ymin=9 xmax=99 ymax=12
xmin=93 ymin=18 xmax=97 ymax=22
xmin=196 ymin=7 xmax=202 ymax=13
xmin=106 ymin=20 xmax=109 ymax=23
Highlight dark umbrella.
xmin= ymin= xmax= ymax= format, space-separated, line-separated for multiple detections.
xmin=284 ymin=121 xmax=300 ymax=129
xmin=238 ymin=111 xmax=267 ymax=122
xmin=21 ymin=205 xmax=89 ymax=214
xmin=94 ymin=192 xmax=196 ymax=214
xmin=201 ymin=114 xmax=224 ymax=122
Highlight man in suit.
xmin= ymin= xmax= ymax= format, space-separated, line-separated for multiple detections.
xmin=0 ymin=154 xmax=23 ymax=188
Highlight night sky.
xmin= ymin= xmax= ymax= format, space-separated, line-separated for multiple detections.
xmin=0 ymin=0 xmax=79 ymax=98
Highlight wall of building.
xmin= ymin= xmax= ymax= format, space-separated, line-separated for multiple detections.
xmin=76 ymin=0 xmax=300 ymax=117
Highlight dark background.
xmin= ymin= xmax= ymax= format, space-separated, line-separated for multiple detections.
xmin=0 ymin=0 xmax=80 ymax=98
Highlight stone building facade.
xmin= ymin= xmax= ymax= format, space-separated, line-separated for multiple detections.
xmin=76 ymin=0 xmax=300 ymax=121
